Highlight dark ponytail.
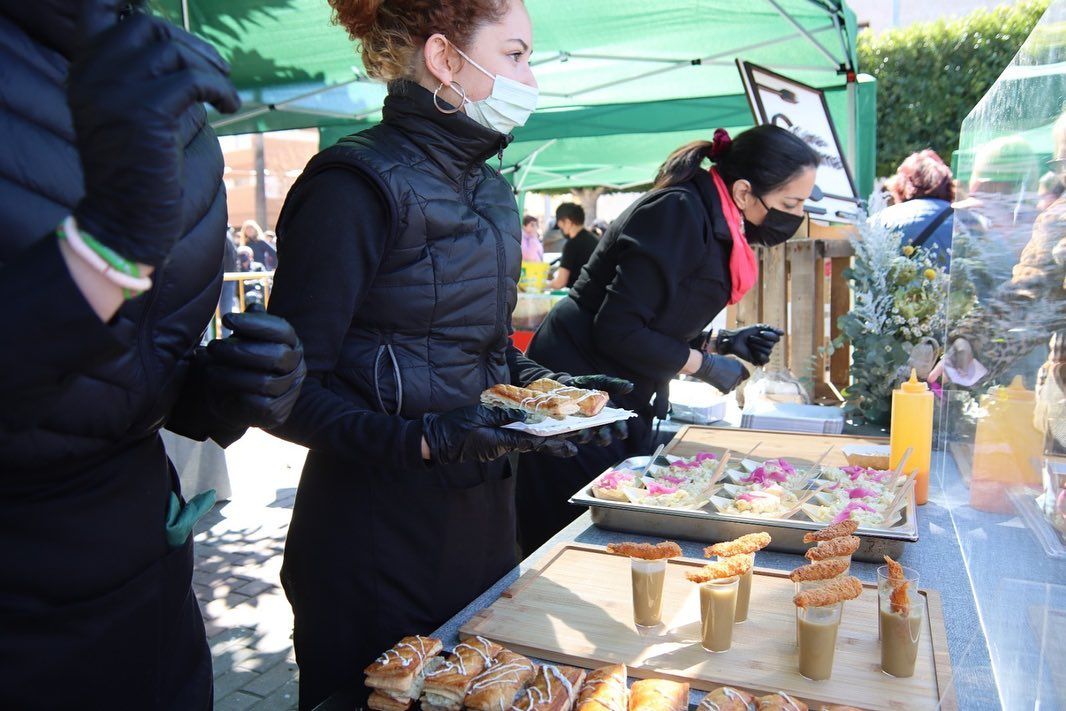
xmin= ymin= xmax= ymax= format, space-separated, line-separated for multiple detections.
xmin=653 ymin=124 xmax=820 ymax=194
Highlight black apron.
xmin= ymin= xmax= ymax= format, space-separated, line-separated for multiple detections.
xmin=281 ymin=450 xmax=517 ymax=710
xmin=0 ymin=436 xmax=212 ymax=709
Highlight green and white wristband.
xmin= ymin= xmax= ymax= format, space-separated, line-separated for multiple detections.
xmin=58 ymin=216 xmax=153 ymax=298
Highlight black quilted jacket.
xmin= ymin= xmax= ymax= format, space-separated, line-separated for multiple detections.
xmin=0 ymin=10 xmax=231 ymax=476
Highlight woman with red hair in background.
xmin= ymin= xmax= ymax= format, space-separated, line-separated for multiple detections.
xmin=872 ymin=149 xmax=956 ymax=265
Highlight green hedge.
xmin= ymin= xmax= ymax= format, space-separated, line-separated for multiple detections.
xmin=858 ymin=0 xmax=1049 ymax=177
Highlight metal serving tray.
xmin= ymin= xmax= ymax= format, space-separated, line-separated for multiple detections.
xmin=569 ymin=480 xmax=919 ymax=563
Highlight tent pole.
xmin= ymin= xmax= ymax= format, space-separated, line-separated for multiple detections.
xmin=846 ymin=77 xmax=858 ymax=188
xmin=210 ymin=77 xmax=368 ymax=130
xmin=764 ymin=0 xmax=839 ymax=67
xmin=515 ymin=139 xmax=558 ymax=194
xmin=180 ymin=0 xmax=190 ymax=31
xmin=552 ymin=22 xmax=838 ymax=99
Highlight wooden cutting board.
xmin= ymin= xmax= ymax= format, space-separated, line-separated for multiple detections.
xmin=460 ymin=544 xmax=954 ymax=711
xmin=665 ymin=425 xmax=889 ymax=467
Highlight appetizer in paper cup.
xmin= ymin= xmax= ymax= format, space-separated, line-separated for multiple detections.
xmin=710 ymin=487 xmax=800 ymax=518
xmin=591 ymin=468 xmax=639 ymax=502
xmin=802 ymin=500 xmax=903 ymax=527
xmin=589 ymin=452 xmax=721 ymax=508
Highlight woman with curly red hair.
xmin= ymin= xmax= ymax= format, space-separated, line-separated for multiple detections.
xmin=265 ymin=1 xmax=630 ymax=707
xmin=872 ymin=149 xmax=956 ymax=264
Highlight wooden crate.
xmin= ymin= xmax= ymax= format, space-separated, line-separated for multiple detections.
xmin=729 ymin=230 xmax=855 ymax=401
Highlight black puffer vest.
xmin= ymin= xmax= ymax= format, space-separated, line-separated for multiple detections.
xmin=0 ymin=12 xmax=227 ymax=473
xmin=282 ymin=82 xmax=520 ymax=417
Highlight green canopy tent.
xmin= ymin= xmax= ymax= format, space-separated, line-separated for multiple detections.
xmin=158 ymin=0 xmax=876 ymax=197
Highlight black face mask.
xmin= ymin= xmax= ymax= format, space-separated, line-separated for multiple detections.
xmin=744 ymin=197 xmax=804 ymax=247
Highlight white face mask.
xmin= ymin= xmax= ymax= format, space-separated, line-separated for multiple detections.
xmin=451 ymin=44 xmax=538 ymax=135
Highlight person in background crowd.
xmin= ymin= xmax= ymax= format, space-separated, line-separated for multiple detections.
xmin=591 ymin=218 xmax=609 ymax=238
xmin=264 ymin=228 xmax=278 ymax=249
xmin=241 ymin=219 xmax=278 ymax=270
xmin=219 ymin=235 xmax=239 ymax=333
xmin=264 ymin=0 xmax=630 ymax=707
xmin=521 ymin=214 xmax=543 ymax=262
xmin=1038 ymin=168 xmax=1066 ymax=212
xmin=934 ymin=113 xmax=1066 ymax=388
xmin=236 ymin=244 xmax=262 ymax=272
xmin=0 ymin=1 xmax=306 ymax=707
xmin=517 ymin=126 xmax=816 ymax=552
xmin=548 ymin=202 xmax=598 ymax=289
xmin=870 ymin=149 xmax=955 ymax=266
xmin=541 ymin=217 xmax=565 ymax=253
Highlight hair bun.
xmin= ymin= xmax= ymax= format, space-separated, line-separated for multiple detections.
xmin=710 ymin=128 xmax=732 ymax=161
xmin=328 ymin=0 xmax=383 ymax=39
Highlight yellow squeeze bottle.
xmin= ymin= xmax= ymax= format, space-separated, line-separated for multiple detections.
xmin=890 ymin=370 xmax=934 ymax=505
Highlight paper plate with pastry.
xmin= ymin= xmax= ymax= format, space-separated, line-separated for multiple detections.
xmin=482 ymin=382 xmax=635 ymax=436
xmin=524 ymin=378 xmax=611 ymax=416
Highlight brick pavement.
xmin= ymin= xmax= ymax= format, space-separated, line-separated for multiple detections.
xmin=191 ymin=429 xmax=307 ymax=710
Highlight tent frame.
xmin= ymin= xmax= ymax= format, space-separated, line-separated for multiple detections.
xmin=210 ymin=2 xmax=857 ymax=136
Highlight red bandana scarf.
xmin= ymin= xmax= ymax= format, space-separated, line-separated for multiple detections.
xmin=709 ymin=167 xmax=758 ymax=304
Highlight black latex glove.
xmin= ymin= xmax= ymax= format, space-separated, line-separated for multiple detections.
xmin=69 ymin=2 xmax=240 ymax=267
xmin=553 ymin=374 xmax=633 ymax=447
xmin=422 ymin=405 xmax=577 ymax=465
xmin=690 ymin=354 xmax=750 ymax=393
xmin=200 ymin=305 xmax=306 ymax=429
xmin=716 ymin=324 xmax=785 ymax=366
xmin=558 ymin=374 xmax=635 ymax=400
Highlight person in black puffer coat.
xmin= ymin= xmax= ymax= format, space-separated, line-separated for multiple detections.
xmin=265 ymin=1 xmax=630 ymax=708
xmin=0 ymin=2 xmax=305 ymax=708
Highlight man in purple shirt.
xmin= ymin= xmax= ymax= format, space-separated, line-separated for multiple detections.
xmin=521 ymin=214 xmax=544 ymax=262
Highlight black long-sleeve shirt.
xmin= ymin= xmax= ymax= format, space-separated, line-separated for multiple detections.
xmin=267 ymin=168 xmax=553 ymax=470
xmin=528 ymin=172 xmax=732 ymax=415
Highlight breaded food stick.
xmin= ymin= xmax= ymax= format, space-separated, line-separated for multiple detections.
xmin=802 ymin=518 xmax=859 ymax=543
xmin=704 ymin=532 xmax=771 ymax=558
xmin=788 ymin=558 xmax=850 ymax=582
xmin=804 ymin=535 xmax=860 ymax=561
xmin=606 ymin=541 xmax=682 ymax=560
xmin=793 ymin=576 xmax=863 ymax=607
xmin=685 ymin=555 xmax=753 ymax=583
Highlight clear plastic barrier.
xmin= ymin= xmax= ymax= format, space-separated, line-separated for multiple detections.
xmin=938 ymin=2 xmax=1066 ymax=708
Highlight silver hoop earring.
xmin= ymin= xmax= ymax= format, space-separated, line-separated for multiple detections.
xmin=433 ymin=81 xmax=466 ymax=114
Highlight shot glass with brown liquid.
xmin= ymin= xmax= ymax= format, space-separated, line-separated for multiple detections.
xmin=797 ymin=601 xmax=843 ymax=681
xmin=699 ymin=576 xmax=739 ymax=652
xmin=630 ymin=558 xmax=667 ymax=627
